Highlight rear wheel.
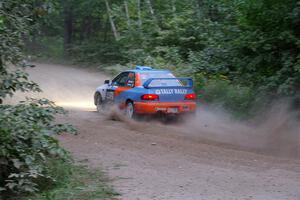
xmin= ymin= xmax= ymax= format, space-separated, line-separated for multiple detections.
xmin=125 ymin=101 xmax=136 ymax=119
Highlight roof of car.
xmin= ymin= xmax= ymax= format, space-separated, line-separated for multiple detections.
xmin=126 ymin=66 xmax=171 ymax=73
xmin=127 ymin=69 xmax=170 ymax=73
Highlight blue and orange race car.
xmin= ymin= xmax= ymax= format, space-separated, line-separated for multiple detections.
xmin=94 ymin=66 xmax=197 ymax=119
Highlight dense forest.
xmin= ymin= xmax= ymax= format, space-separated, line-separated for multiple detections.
xmin=28 ymin=0 xmax=300 ymax=116
xmin=1 ymin=0 xmax=300 ymax=197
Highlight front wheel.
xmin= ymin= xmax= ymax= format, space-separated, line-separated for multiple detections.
xmin=96 ymin=93 xmax=104 ymax=113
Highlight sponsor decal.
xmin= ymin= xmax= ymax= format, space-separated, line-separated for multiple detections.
xmin=106 ymin=91 xmax=114 ymax=100
xmin=155 ymin=89 xmax=187 ymax=95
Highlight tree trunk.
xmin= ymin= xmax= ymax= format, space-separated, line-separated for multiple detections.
xmin=146 ymin=0 xmax=154 ymax=18
xmin=0 ymin=56 xmax=2 ymax=104
xmin=172 ymin=0 xmax=176 ymax=15
xmin=103 ymin=16 xmax=108 ymax=43
xmin=137 ymin=0 xmax=142 ymax=30
xmin=63 ymin=0 xmax=73 ymax=54
xmin=172 ymin=0 xmax=178 ymax=28
xmin=104 ymin=0 xmax=119 ymax=41
xmin=124 ymin=0 xmax=131 ymax=29
xmin=146 ymin=0 xmax=160 ymax=30
xmin=195 ymin=0 xmax=204 ymax=19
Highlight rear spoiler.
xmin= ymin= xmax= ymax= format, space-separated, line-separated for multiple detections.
xmin=143 ymin=78 xmax=194 ymax=89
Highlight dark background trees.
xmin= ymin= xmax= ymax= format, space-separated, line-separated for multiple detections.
xmin=27 ymin=0 xmax=300 ymax=116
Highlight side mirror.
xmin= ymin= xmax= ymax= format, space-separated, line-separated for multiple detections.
xmin=104 ymin=80 xmax=110 ymax=84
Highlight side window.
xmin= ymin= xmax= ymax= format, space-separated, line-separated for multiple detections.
xmin=112 ymin=72 xmax=129 ymax=87
xmin=112 ymin=72 xmax=135 ymax=87
xmin=126 ymin=72 xmax=135 ymax=87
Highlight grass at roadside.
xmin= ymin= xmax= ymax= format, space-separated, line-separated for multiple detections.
xmin=22 ymin=160 xmax=118 ymax=200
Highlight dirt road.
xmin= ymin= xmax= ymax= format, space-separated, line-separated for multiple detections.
xmin=24 ymin=63 xmax=300 ymax=200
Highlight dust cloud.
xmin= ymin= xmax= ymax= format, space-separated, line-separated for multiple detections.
xmin=104 ymin=100 xmax=300 ymax=158
xmin=5 ymin=63 xmax=107 ymax=110
xmin=181 ymin=103 xmax=300 ymax=158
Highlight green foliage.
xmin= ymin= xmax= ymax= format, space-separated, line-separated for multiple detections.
xmin=69 ymin=40 xmax=123 ymax=64
xmin=200 ymin=79 xmax=257 ymax=118
xmin=0 ymin=0 xmax=32 ymax=65
xmin=0 ymin=0 xmax=40 ymax=102
xmin=189 ymin=0 xmax=300 ymax=96
xmin=0 ymin=70 xmax=41 ymax=101
xmin=0 ymin=1 xmax=79 ymax=197
xmin=25 ymin=160 xmax=118 ymax=200
xmin=28 ymin=37 xmax=64 ymax=61
xmin=0 ymin=99 xmax=76 ymax=194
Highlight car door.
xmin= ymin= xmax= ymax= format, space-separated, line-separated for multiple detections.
xmin=106 ymin=72 xmax=134 ymax=106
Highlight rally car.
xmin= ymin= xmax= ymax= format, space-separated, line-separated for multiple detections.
xmin=94 ymin=66 xmax=197 ymax=119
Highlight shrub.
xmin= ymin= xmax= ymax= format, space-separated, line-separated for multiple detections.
xmin=198 ymin=79 xmax=259 ymax=119
xmin=0 ymin=99 xmax=76 ymax=195
xmin=28 ymin=37 xmax=64 ymax=61
xmin=27 ymin=160 xmax=118 ymax=200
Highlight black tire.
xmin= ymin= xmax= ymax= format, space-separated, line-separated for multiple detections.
xmin=95 ymin=93 xmax=104 ymax=113
xmin=125 ymin=101 xmax=137 ymax=119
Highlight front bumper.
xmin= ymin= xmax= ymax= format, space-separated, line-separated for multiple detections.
xmin=134 ymin=101 xmax=196 ymax=114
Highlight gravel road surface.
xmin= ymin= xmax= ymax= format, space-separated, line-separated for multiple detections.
xmin=23 ymin=63 xmax=300 ymax=200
